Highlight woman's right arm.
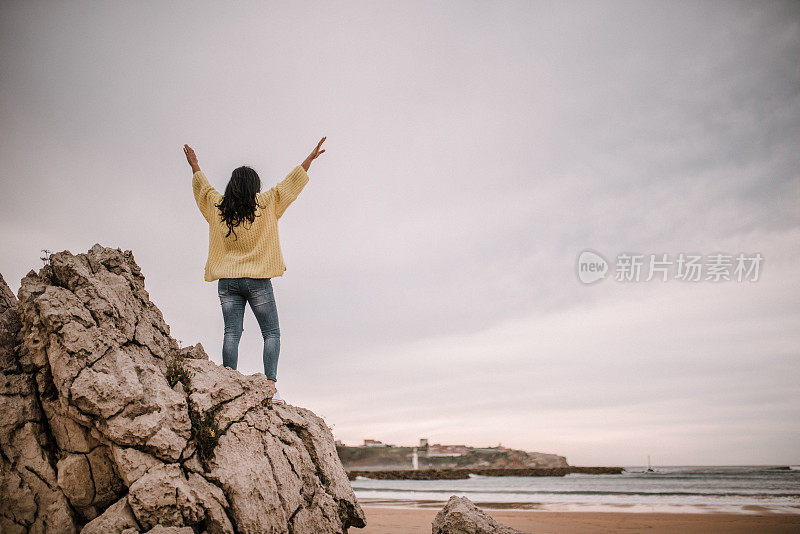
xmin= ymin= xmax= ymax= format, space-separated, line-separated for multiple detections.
xmin=260 ymin=137 xmax=326 ymax=218
xmin=301 ymin=137 xmax=326 ymax=171
xmin=267 ymin=166 xmax=310 ymax=219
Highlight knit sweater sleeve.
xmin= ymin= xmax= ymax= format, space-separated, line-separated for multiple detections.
xmin=192 ymin=170 xmax=222 ymax=222
xmin=265 ymin=165 xmax=310 ymax=219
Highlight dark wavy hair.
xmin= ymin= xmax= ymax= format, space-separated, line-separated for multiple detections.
xmin=215 ymin=166 xmax=262 ymax=240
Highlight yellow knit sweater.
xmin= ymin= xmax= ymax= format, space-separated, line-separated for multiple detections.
xmin=192 ymin=165 xmax=310 ymax=281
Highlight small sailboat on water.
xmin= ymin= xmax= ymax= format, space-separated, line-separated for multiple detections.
xmin=646 ymin=455 xmax=655 ymax=473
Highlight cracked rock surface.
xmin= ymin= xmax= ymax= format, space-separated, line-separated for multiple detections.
xmin=0 ymin=245 xmax=366 ymax=533
xmin=432 ymin=496 xmax=528 ymax=534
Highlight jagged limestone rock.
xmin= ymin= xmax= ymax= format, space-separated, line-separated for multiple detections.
xmin=0 ymin=272 xmax=78 ymax=533
xmin=432 ymin=495 xmax=527 ymax=534
xmin=79 ymin=497 xmax=139 ymax=534
xmin=0 ymin=245 xmax=366 ymax=533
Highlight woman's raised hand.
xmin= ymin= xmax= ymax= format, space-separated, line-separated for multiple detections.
xmin=301 ymin=137 xmax=326 ymax=171
xmin=183 ymin=144 xmax=201 ymax=173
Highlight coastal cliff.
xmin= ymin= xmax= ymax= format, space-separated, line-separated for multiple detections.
xmin=337 ymin=444 xmax=569 ymax=471
xmin=0 ymin=245 xmax=365 ymax=533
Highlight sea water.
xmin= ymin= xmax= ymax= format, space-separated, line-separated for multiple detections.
xmin=351 ymin=465 xmax=800 ymax=514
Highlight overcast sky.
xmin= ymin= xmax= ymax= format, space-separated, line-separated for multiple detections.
xmin=1 ymin=0 xmax=798 ymax=466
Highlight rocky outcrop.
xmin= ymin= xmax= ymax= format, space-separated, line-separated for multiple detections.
xmin=0 ymin=245 xmax=365 ymax=533
xmin=432 ymin=496 xmax=527 ymax=534
xmin=0 ymin=271 xmax=77 ymax=533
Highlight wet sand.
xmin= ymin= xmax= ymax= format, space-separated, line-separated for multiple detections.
xmin=357 ymin=506 xmax=800 ymax=533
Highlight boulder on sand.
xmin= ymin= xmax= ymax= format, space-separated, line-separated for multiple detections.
xmin=432 ymin=495 xmax=527 ymax=534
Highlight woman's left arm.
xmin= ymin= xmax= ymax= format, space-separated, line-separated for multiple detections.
xmin=184 ymin=144 xmax=220 ymax=221
xmin=184 ymin=144 xmax=201 ymax=174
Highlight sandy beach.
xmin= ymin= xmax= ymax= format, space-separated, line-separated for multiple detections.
xmin=357 ymin=506 xmax=800 ymax=533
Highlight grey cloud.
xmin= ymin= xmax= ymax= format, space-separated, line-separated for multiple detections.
xmin=1 ymin=0 xmax=798 ymax=465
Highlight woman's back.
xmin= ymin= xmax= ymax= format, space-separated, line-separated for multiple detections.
xmin=192 ymin=165 xmax=309 ymax=281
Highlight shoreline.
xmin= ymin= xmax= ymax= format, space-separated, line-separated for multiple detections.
xmin=356 ymin=497 xmax=800 ymax=515
xmin=357 ymin=506 xmax=800 ymax=533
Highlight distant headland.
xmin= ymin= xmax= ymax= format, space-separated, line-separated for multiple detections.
xmin=336 ymin=438 xmax=624 ymax=479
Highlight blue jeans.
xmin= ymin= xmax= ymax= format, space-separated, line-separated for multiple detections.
xmin=217 ymin=277 xmax=280 ymax=381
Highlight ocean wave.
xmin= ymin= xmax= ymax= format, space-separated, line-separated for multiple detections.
xmin=349 ymin=466 xmax=800 ymax=511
